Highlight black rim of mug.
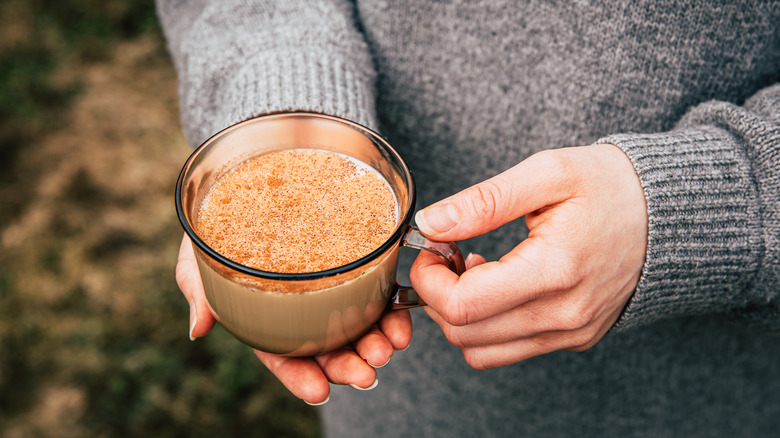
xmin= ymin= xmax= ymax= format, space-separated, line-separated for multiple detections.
xmin=175 ymin=112 xmax=417 ymax=281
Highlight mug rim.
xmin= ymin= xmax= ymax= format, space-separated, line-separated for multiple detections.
xmin=175 ymin=111 xmax=417 ymax=281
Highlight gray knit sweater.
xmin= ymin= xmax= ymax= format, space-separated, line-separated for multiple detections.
xmin=158 ymin=1 xmax=780 ymax=436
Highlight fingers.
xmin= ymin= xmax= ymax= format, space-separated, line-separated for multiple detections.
xmin=176 ymin=234 xmax=216 ymax=340
xmin=254 ymin=309 xmax=412 ymax=405
xmin=178 ymin=232 xmax=414 ymax=406
xmin=408 ymin=145 xmax=648 ymax=370
xmin=465 ymin=252 xmax=487 ymax=269
xmin=410 ymin=236 xmax=558 ymax=325
xmin=256 ymin=351 xmax=377 ymax=406
xmin=316 ymin=311 xmax=412 ymax=388
xmin=354 ymin=327 xmax=394 ymax=368
xmin=423 ymin=295 xmax=558 ymax=348
xmin=415 ymin=149 xmax=576 ymax=241
xmin=353 ymin=308 xmax=413 ymax=371
xmin=422 ymin=266 xmax=635 ymax=371
xmin=415 ymin=240 xmax=637 ymax=344
xmin=255 ymin=351 xmax=332 ymax=405
xmin=455 ymin=304 xmax=626 ymax=370
xmin=376 ymin=309 xmax=413 ymax=353
xmin=423 ymin=279 xmax=627 ymax=349
xmin=258 ymin=346 xmax=385 ymax=406
xmin=178 ymin=235 xmax=337 ymax=406
xmin=315 ymin=349 xmax=378 ymax=390
xmin=416 ymin=242 xmax=640 ymax=370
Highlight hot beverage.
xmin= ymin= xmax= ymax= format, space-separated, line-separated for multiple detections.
xmin=196 ymin=148 xmax=399 ymax=274
xmin=176 ymin=113 xmax=463 ymax=355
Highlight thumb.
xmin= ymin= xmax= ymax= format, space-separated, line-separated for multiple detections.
xmin=415 ymin=150 xmax=574 ymax=241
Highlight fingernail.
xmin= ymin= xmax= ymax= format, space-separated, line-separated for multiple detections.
xmin=465 ymin=252 xmax=475 ymax=265
xmin=415 ymin=204 xmax=458 ymax=235
xmin=349 ymin=379 xmax=379 ymax=391
xmin=189 ymin=301 xmax=198 ymax=341
xmin=368 ymin=357 xmax=390 ymax=368
xmin=305 ymin=396 xmax=330 ymax=406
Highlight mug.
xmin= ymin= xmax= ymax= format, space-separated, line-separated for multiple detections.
xmin=176 ymin=112 xmax=464 ymax=356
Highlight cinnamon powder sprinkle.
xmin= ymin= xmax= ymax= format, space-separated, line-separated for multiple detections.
xmin=196 ymin=149 xmax=399 ymax=273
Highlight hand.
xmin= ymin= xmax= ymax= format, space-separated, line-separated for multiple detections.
xmin=175 ymin=234 xmax=413 ymax=405
xmin=410 ymin=144 xmax=647 ymax=369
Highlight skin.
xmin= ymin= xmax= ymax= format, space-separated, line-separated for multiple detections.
xmin=176 ymin=143 xmax=648 ymax=404
xmin=177 ymin=235 xmax=415 ymax=405
xmin=411 ymin=143 xmax=648 ymax=369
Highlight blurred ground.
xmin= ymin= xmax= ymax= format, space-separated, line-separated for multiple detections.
xmin=0 ymin=1 xmax=320 ymax=437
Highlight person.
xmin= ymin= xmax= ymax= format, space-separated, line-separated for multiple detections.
xmin=158 ymin=0 xmax=780 ymax=436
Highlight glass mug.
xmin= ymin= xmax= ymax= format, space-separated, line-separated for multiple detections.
xmin=176 ymin=112 xmax=465 ymax=356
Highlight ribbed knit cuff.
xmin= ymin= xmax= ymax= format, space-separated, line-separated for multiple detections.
xmin=167 ymin=1 xmax=381 ymax=148
xmin=600 ymin=128 xmax=763 ymax=331
xmin=183 ymin=46 xmax=377 ymax=147
xmin=224 ymin=47 xmax=377 ymax=132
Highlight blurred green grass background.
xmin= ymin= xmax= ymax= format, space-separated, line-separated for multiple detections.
xmin=0 ymin=1 xmax=320 ymax=436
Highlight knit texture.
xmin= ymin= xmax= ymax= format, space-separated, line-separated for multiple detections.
xmin=157 ymin=0 xmax=378 ymax=145
xmin=158 ymin=0 xmax=780 ymax=436
xmin=603 ymin=85 xmax=780 ymax=330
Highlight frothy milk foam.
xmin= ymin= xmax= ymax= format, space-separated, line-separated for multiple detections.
xmin=193 ymin=148 xmax=402 ymax=354
xmin=197 ymin=148 xmax=399 ymax=274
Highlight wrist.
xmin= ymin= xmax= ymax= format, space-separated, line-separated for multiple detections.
xmin=599 ymin=128 xmax=762 ymax=330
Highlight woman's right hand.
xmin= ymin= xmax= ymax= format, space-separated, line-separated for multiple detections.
xmin=175 ymin=234 xmax=413 ymax=405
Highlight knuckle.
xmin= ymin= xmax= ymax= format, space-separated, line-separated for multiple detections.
xmin=438 ymin=294 xmax=475 ymax=327
xmin=465 ymin=181 xmax=503 ymax=223
xmin=545 ymin=254 xmax=582 ymax=291
xmin=532 ymin=149 xmax=574 ymax=182
xmin=441 ymin=325 xmax=469 ymax=348
xmin=565 ymin=329 xmax=601 ymax=352
xmin=567 ymin=341 xmax=596 ymax=353
xmin=556 ymin=305 xmax=592 ymax=332
xmin=462 ymin=349 xmax=492 ymax=370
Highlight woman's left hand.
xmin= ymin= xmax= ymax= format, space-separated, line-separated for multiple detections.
xmin=410 ymin=144 xmax=648 ymax=369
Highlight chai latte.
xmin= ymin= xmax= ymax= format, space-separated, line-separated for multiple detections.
xmin=196 ymin=148 xmax=399 ymax=274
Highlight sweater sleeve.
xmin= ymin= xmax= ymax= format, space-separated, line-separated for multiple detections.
xmin=155 ymin=0 xmax=377 ymax=148
xmin=601 ymin=83 xmax=780 ymax=331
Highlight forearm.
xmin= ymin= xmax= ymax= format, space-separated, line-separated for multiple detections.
xmin=603 ymin=83 xmax=780 ymax=330
xmin=156 ymin=0 xmax=377 ymax=147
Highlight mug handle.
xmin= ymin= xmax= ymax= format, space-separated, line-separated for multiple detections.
xmin=390 ymin=226 xmax=466 ymax=309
